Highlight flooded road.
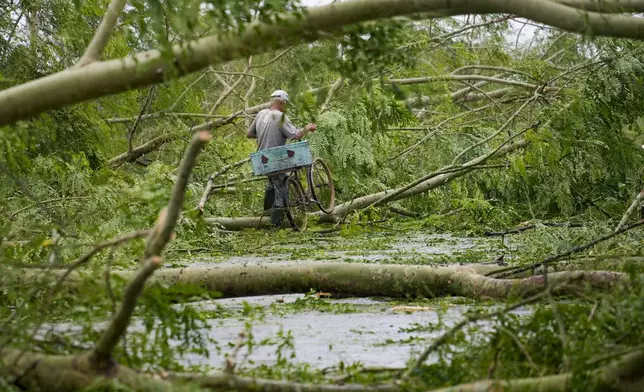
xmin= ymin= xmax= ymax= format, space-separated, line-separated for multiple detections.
xmin=169 ymin=233 xmax=516 ymax=370
xmin=45 ymin=233 xmax=517 ymax=371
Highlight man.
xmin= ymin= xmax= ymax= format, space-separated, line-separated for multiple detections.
xmin=247 ymin=90 xmax=317 ymax=228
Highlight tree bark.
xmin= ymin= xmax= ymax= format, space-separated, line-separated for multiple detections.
xmin=4 ymin=260 xmax=636 ymax=391
xmin=1 ymin=349 xmax=170 ymax=391
xmin=109 ymin=103 xmax=269 ymax=167
xmin=22 ymin=262 xmax=627 ymax=301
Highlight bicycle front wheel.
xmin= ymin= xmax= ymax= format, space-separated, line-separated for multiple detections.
xmin=286 ymin=176 xmax=308 ymax=231
xmin=307 ymin=158 xmax=336 ymax=214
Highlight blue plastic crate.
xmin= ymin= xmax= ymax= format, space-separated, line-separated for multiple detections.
xmin=250 ymin=141 xmax=313 ymax=176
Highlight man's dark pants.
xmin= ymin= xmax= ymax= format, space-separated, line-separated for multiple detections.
xmin=264 ymin=173 xmax=295 ymax=228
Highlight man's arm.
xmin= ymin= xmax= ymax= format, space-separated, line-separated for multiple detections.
xmin=281 ymin=114 xmax=316 ymax=140
xmin=293 ymin=124 xmax=316 ymax=140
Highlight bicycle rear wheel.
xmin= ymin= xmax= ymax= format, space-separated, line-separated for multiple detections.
xmin=307 ymin=158 xmax=336 ymax=214
xmin=286 ymin=176 xmax=308 ymax=231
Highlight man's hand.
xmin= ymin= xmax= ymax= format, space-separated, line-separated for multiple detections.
xmin=305 ymin=123 xmax=317 ymax=132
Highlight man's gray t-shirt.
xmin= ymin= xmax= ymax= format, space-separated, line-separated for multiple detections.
xmin=249 ymin=109 xmax=299 ymax=151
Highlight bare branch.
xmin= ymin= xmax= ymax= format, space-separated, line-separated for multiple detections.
xmin=106 ymin=113 xmax=228 ymax=124
xmin=8 ymin=196 xmax=91 ymax=220
xmin=450 ymin=65 xmax=536 ymax=80
xmin=92 ymin=256 xmax=162 ymax=366
xmin=320 ymin=78 xmax=344 ymax=114
xmin=108 ymin=133 xmax=178 ymax=168
xmin=250 ymin=46 xmax=295 ymax=69
xmin=93 ymin=131 xmax=211 ymax=364
xmin=75 ymin=0 xmax=127 ymax=67
xmin=389 ymin=74 xmax=546 ymax=90
xmin=615 ymin=189 xmax=644 ymax=232
xmin=403 ymin=288 xmax=552 ymax=379
xmin=397 ymin=15 xmax=512 ymax=50
xmin=197 ymin=157 xmax=251 ymax=212
xmin=127 ymin=86 xmax=156 ymax=152
xmin=210 ymin=70 xmax=265 ymax=80
xmin=450 ymin=94 xmax=539 ymax=166
xmin=243 ymin=73 xmax=258 ymax=128
xmin=145 ymin=131 xmax=212 ymax=258
xmin=209 ymin=57 xmax=253 ymax=114
xmin=393 ymin=99 xmax=522 ymax=161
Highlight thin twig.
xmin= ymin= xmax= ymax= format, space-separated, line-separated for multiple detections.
xmin=250 ymin=46 xmax=294 ymax=69
xmin=209 ymin=57 xmax=253 ymax=115
xmin=450 ymin=95 xmax=538 ymax=166
xmin=547 ymin=290 xmax=571 ymax=372
xmin=483 ymin=222 xmax=583 ymax=236
xmin=494 ymin=219 xmax=644 ymax=278
xmin=497 ymin=326 xmax=539 ymax=373
xmin=197 ymin=157 xmax=251 ymax=212
xmin=402 ymin=288 xmax=551 ymax=379
xmin=128 ymin=86 xmax=156 ymax=152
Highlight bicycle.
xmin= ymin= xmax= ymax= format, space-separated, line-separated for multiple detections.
xmin=250 ymin=141 xmax=335 ymax=231
xmin=284 ymin=157 xmax=335 ymax=231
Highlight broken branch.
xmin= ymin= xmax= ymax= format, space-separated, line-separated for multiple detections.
xmin=75 ymin=0 xmax=126 ymax=67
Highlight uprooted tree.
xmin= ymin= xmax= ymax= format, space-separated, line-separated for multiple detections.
xmin=2 ymin=0 xmax=644 ymax=391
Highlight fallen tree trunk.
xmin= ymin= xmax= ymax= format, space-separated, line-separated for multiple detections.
xmin=1 ymin=349 xmax=170 ymax=391
xmin=25 ymin=262 xmax=627 ymax=301
xmin=5 ymin=346 xmax=642 ymax=392
xmin=147 ymin=263 xmax=627 ymax=300
xmin=5 ymin=259 xmax=637 ymax=391
xmin=206 ymin=139 xmax=529 ymax=229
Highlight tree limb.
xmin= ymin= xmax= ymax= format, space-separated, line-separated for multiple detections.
xmin=75 ymin=0 xmax=127 ymax=67
xmin=92 ymin=131 xmax=211 ymax=366
xmin=209 ymin=57 xmax=253 ymax=114
xmin=4 ymin=0 xmax=644 ymax=126
xmin=403 ymin=287 xmax=552 ymax=379
xmin=197 ymin=157 xmax=251 ymax=212
xmin=615 ymin=189 xmax=644 ymax=232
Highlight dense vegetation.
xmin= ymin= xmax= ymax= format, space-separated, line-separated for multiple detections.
xmin=1 ymin=0 xmax=643 ymax=391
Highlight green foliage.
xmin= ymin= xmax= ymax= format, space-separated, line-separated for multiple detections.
xmin=2 ymin=0 xmax=644 ymax=387
xmin=308 ymin=87 xmax=415 ymax=198
xmin=414 ymin=276 xmax=644 ymax=389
